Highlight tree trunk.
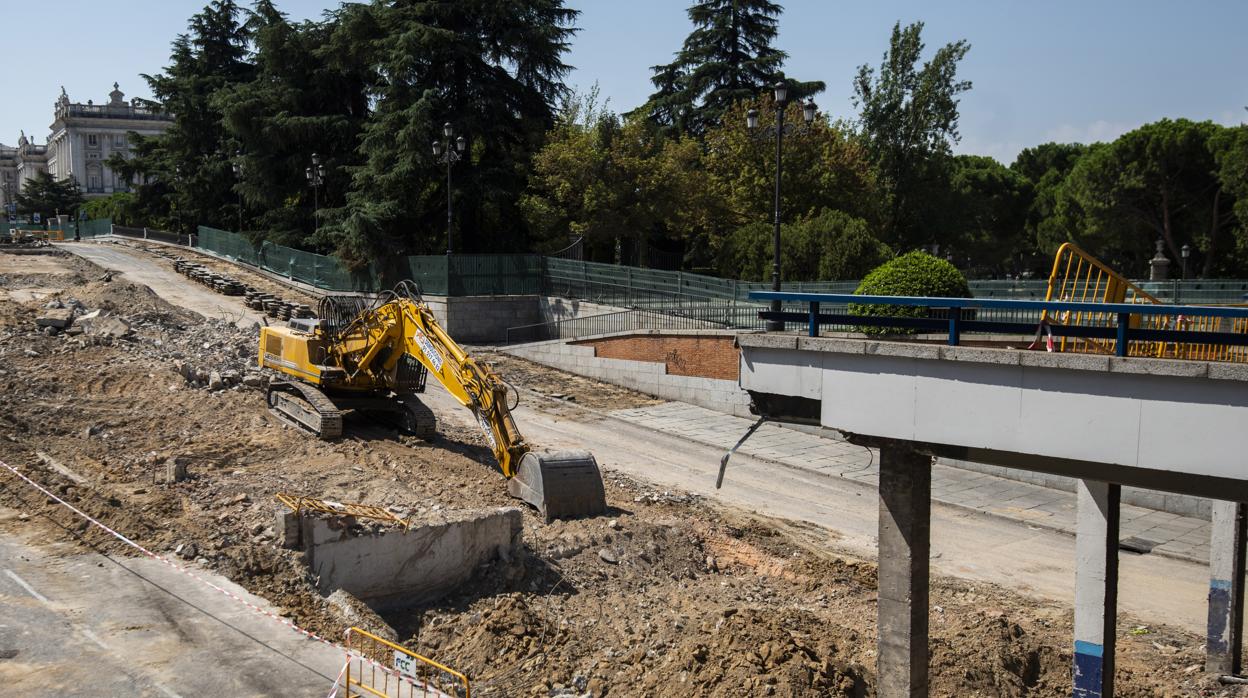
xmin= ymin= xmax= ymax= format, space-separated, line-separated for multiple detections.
xmin=1204 ymin=188 xmax=1222 ymax=278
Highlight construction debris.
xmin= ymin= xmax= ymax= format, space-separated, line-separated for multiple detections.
xmin=35 ymin=308 xmax=73 ymax=329
xmin=0 ymin=246 xmax=1234 ymax=697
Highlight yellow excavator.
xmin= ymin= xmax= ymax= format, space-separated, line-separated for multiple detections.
xmin=256 ymin=281 xmax=606 ymax=521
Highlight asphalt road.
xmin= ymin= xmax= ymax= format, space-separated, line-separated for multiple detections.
xmin=0 ymin=508 xmax=345 ymax=697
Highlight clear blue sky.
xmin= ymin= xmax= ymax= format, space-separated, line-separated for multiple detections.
xmin=2 ymin=0 xmax=1244 ymax=163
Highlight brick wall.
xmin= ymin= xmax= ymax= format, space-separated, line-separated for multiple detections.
xmin=505 ymin=331 xmax=752 ymax=417
xmin=573 ymin=334 xmax=739 ymax=381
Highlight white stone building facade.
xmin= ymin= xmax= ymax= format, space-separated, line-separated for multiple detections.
xmin=0 ymin=83 xmax=172 ymax=213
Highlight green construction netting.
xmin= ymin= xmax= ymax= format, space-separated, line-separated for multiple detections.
xmin=197 ymin=226 xmax=379 ymax=291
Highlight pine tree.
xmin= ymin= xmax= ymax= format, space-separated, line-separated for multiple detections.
xmin=112 ymin=0 xmax=253 ymax=232
xmin=636 ymin=0 xmax=823 ymax=135
xmin=213 ymin=0 xmax=373 ymax=244
xmin=322 ymin=0 xmax=579 ymax=266
xmin=15 ymin=172 xmax=84 ymax=219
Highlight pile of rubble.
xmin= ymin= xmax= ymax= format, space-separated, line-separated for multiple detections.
xmin=28 ymin=284 xmax=265 ymax=393
xmin=35 ymin=299 xmax=131 ymax=339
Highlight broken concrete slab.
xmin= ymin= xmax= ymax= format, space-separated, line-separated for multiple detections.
xmin=79 ymin=315 xmax=131 ymax=338
xmin=35 ymin=308 xmax=73 ymax=329
xmin=300 ymin=507 xmax=522 ymax=608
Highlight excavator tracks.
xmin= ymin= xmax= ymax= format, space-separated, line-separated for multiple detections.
xmin=267 ymin=381 xmax=344 ymax=439
xmin=395 ymin=395 xmax=438 ymax=440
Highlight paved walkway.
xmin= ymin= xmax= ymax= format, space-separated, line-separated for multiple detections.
xmin=608 ymin=401 xmax=1211 ymax=564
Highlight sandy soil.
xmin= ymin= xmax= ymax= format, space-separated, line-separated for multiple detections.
xmin=0 ymin=249 xmax=1237 ymax=697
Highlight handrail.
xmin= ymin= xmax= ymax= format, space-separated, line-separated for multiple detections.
xmin=748 ymin=292 xmax=1248 ymax=319
xmin=747 ymin=291 xmax=1248 ymax=359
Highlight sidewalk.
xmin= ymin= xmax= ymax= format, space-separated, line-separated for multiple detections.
xmin=607 ymin=401 xmax=1211 ymax=565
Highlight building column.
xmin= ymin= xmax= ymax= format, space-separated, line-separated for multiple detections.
xmin=1206 ymin=500 xmax=1246 ymax=675
xmin=1073 ymin=479 xmax=1120 ymax=698
xmin=877 ymin=442 xmax=931 ymax=698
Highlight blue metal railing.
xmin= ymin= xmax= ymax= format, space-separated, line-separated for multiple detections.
xmin=749 ymin=292 xmax=1248 ymax=358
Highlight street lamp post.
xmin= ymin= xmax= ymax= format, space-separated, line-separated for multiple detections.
xmin=231 ymin=157 xmax=244 ymax=233
xmin=305 ymin=153 xmax=326 ymax=236
xmin=1178 ymin=244 xmax=1192 ymax=305
xmin=747 ymin=83 xmax=817 ymax=331
xmin=432 ymin=123 xmax=467 ymax=255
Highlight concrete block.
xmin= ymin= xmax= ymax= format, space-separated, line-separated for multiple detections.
xmin=939 ymin=345 xmax=1022 ymax=366
xmin=1206 ymin=362 xmax=1248 ymax=383
xmin=35 ymin=308 xmax=74 ymax=329
xmin=1207 ymin=500 xmax=1246 ymax=674
xmin=1073 ymin=480 xmax=1120 ymax=698
xmin=736 ymin=334 xmax=798 ymax=350
xmin=1108 ymin=356 xmax=1209 ymax=378
xmin=877 ymin=444 xmax=931 ymax=697
xmin=1019 ymin=351 xmax=1111 ymax=372
xmin=796 ymin=336 xmax=866 ymax=355
xmin=866 ymin=341 xmax=941 ymax=361
xmin=301 ymin=507 xmax=522 ymax=608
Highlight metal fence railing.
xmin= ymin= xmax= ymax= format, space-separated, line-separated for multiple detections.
xmin=505 ymin=304 xmax=753 ymax=344
xmin=753 ymin=291 xmax=1248 ymax=364
xmin=112 ymin=225 xmax=196 ymax=246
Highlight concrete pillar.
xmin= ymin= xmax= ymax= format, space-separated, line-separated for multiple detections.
xmin=1073 ymin=479 xmax=1120 ymax=698
xmin=877 ymin=443 xmax=931 ymax=698
xmin=1206 ymin=500 xmax=1246 ymax=675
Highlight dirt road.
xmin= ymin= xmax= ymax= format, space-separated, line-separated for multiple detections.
xmin=61 ymin=242 xmax=265 ymax=327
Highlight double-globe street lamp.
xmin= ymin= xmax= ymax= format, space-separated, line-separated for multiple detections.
xmin=306 ymin=153 xmax=326 ymax=235
xmin=747 ymin=82 xmax=817 ymax=331
xmin=432 ymin=122 xmax=467 ymax=255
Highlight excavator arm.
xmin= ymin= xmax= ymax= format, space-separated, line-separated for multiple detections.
xmin=321 ymin=286 xmax=605 ymax=520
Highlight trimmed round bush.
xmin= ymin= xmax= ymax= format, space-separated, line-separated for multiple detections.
xmin=849 ymin=251 xmax=971 ymax=335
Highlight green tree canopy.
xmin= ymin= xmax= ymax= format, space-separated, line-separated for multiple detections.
xmin=942 ymin=155 xmax=1032 ymax=276
xmin=636 ymin=0 xmax=823 ymax=135
xmin=213 ymin=0 xmax=373 ymax=245
xmin=853 ymin=21 xmax=971 ymax=250
xmin=719 ymin=209 xmax=891 ymax=282
xmin=1046 ymin=119 xmax=1237 ymax=276
xmin=701 ymin=98 xmax=879 ymax=267
xmin=15 ymin=172 xmax=84 ymax=219
xmin=521 ymin=88 xmax=709 ymax=266
xmin=111 ymin=0 xmax=254 ymax=233
xmin=322 ymin=0 xmax=579 ymax=268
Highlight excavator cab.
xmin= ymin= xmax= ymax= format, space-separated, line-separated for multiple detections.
xmin=258 ymin=283 xmax=607 ymax=522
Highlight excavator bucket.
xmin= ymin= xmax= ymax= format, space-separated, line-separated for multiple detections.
xmin=507 ymin=450 xmax=606 ymax=522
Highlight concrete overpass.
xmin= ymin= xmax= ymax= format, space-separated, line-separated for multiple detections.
xmin=738 ymin=292 xmax=1248 ymax=698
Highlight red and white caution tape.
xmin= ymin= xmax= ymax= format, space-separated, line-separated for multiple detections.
xmin=0 ymin=458 xmax=408 ymax=696
xmin=326 ymin=655 xmax=351 ymax=698
xmin=1027 ymin=318 xmax=1055 ymax=352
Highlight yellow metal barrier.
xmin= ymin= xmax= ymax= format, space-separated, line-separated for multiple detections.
xmin=25 ymin=229 xmax=64 ymax=242
xmin=1043 ymin=242 xmax=1248 ymax=362
xmin=275 ymin=492 xmax=410 ymax=529
xmin=342 ymin=627 xmax=470 ymax=698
